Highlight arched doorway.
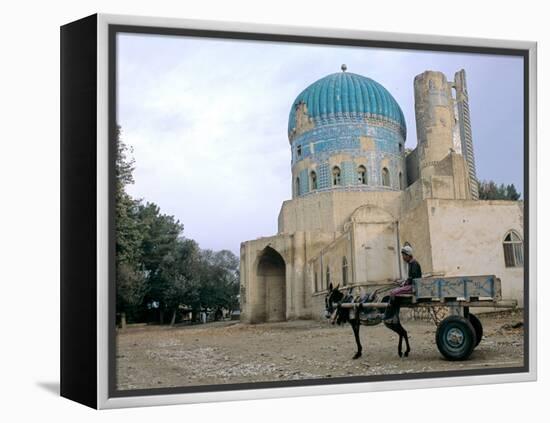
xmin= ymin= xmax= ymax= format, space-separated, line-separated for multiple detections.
xmin=257 ymin=247 xmax=286 ymax=322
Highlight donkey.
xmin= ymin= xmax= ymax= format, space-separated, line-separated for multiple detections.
xmin=325 ymin=283 xmax=411 ymax=359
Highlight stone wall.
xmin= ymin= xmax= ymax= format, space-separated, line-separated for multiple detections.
xmin=426 ymin=199 xmax=524 ymax=303
xmin=309 ymin=231 xmax=352 ymax=292
xmin=240 ymin=230 xmax=337 ymax=323
xmin=278 ymin=190 xmax=402 ymax=234
xmin=399 ymin=200 xmax=434 ymax=274
xmin=406 ymin=147 xmax=419 ymax=185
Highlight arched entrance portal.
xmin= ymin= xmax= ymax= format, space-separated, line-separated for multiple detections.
xmin=257 ymin=247 xmax=286 ymax=322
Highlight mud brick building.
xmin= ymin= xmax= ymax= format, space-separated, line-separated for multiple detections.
xmin=240 ymin=67 xmax=523 ymax=323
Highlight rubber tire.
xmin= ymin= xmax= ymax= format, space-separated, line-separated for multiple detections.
xmin=468 ymin=313 xmax=483 ymax=347
xmin=436 ymin=315 xmax=476 ymax=361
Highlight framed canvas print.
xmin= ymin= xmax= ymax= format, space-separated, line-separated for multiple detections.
xmin=60 ymin=13 xmax=537 ymax=409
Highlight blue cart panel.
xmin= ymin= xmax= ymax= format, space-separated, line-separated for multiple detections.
xmin=413 ymin=275 xmax=501 ymax=302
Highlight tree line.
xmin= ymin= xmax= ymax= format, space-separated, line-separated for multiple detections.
xmin=115 ymin=127 xmax=239 ymax=327
xmin=477 ymin=180 xmax=521 ymax=201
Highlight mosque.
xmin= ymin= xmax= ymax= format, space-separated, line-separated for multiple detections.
xmin=239 ymin=66 xmax=524 ymax=323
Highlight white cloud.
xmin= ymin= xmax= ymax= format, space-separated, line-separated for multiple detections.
xmin=118 ymin=34 xmax=524 ymax=254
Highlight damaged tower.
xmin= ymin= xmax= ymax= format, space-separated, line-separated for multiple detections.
xmin=454 ymin=69 xmax=479 ymax=199
xmin=412 ymin=69 xmax=478 ymax=200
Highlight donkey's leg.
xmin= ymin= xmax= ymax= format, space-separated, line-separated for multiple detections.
xmin=400 ymin=323 xmax=411 ymax=357
xmin=352 ymin=318 xmax=362 ymax=359
xmin=384 ymin=303 xmax=404 ymax=357
xmin=394 ymin=309 xmax=410 ymax=357
xmin=395 ymin=324 xmax=410 ymax=357
xmin=383 ymin=321 xmax=403 ymax=357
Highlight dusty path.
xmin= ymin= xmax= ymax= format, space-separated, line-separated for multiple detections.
xmin=116 ymin=310 xmax=524 ymax=391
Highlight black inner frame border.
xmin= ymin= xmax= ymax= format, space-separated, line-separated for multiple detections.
xmin=108 ymin=23 xmax=530 ymax=399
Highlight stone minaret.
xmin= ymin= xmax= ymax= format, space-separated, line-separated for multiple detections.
xmin=413 ymin=71 xmax=456 ymax=177
xmin=454 ymin=69 xmax=479 ymax=200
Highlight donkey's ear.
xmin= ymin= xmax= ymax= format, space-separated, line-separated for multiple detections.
xmin=335 ymin=283 xmax=340 ymax=290
xmin=328 ymin=283 xmax=333 ymax=291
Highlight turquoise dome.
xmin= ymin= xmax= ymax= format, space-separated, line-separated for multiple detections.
xmin=288 ymin=71 xmax=406 ymax=137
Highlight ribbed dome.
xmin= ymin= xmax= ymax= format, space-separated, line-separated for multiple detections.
xmin=288 ymin=71 xmax=406 ymax=137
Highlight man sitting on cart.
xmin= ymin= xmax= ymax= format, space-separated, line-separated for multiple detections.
xmin=383 ymin=245 xmax=422 ymax=320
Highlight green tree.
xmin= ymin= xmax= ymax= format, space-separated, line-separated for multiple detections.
xmin=505 ymin=184 xmax=521 ymax=201
xmin=194 ymin=249 xmax=240 ymax=319
xmin=137 ymin=202 xmax=185 ymax=323
xmin=115 ymin=126 xmax=147 ymax=327
xmin=116 ymin=261 xmax=147 ymax=326
xmin=160 ymin=238 xmax=201 ymax=325
xmin=478 ymin=180 xmax=521 ymax=200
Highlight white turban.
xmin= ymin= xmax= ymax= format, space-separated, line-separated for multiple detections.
xmin=401 ymin=245 xmax=413 ymax=256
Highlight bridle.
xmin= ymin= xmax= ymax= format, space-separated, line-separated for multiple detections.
xmin=325 ymin=288 xmax=343 ymax=323
xmin=326 ymin=288 xmax=354 ymax=324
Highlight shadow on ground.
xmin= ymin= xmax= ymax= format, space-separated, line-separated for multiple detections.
xmin=36 ymin=381 xmax=60 ymax=396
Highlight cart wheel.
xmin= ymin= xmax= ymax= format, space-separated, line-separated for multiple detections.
xmin=436 ymin=315 xmax=476 ymax=361
xmin=468 ymin=313 xmax=483 ymax=347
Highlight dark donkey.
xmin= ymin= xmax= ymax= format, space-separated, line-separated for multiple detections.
xmin=324 ymin=283 xmax=411 ymax=359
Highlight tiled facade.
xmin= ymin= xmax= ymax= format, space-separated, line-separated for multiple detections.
xmin=288 ymin=71 xmax=406 ymax=139
xmin=290 ymin=120 xmax=407 ymax=197
xmin=288 ymin=70 xmax=407 ymax=199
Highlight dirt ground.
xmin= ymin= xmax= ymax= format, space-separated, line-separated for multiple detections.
xmin=116 ymin=310 xmax=524 ymax=391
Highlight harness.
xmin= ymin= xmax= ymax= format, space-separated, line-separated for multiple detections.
xmin=327 ymin=285 xmax=396 ymax=324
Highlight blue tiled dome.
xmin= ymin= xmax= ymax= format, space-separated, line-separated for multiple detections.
xmin=288 ymin=71 xmax=406 ymax=138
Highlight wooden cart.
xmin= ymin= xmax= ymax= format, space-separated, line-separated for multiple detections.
xmin=339 ymin=275 xmax=518 ymax=360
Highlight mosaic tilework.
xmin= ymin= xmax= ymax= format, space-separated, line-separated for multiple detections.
xmin=290 ymin=110 xmax=407 ymax=197
xmin=341 ymin=161 xmax=355 ymax=186
xmin=293 ymin=151 xmax=406 ymax=195
xmin=291 ymin=122 xmax=404 ymax=164
xmin=294 ymin=153 xmax=406 ymax=197
xmin=292 ymin=142 xmax=313 ymax=165
xmin=288 ymin=72 xmax=406 ymax=137
xmin=299 ymin=168 xmax=309 ymax=195
xmin=317 ymin=163 xmax=330 ymax=190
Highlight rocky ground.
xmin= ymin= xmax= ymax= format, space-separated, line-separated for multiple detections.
xmin=116 ymin=310 xmax=524 ymax=391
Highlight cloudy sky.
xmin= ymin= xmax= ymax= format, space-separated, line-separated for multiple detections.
xmin=117 ymin=33 xmax=524 ymax=256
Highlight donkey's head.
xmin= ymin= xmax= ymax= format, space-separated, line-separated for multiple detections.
xmin=325 ymin=283 xmax=353 ymax=325
xmin=324 ymin=283 xmax=342 ymax=316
